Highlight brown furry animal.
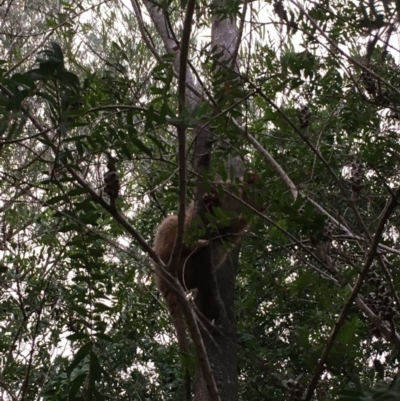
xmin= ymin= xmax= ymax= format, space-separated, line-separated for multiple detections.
xmin=154 ymin=172 xmax=263 ymax=292
xmin=152 ymin=173 xmax=264 ymax=400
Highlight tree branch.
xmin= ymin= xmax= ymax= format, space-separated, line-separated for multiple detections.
xmin=231 ymin=0 xmax=249 ymax=66
xmin=304 ymin=187 xmax=400 ymax=401
xmin=242 ymin=128 xmax=298 ymax=199
xmin=290 ymin=0 xmax=400 ymax=99
xmin=355 ymin=296 xmax=400 ymax=346
xmin=140 ymin=0 xmax=200 ymax=109
xmin=168 ymin=0 xmax=195 ymax=274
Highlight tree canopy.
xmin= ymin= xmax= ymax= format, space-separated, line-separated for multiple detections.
xmin=1 ymin=0 xmax=400 ymax=400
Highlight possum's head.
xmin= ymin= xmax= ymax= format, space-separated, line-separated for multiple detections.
xmin=209 ymin=171 xmax=266 ymax=223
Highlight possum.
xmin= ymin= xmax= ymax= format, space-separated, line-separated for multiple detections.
xmin=152 ymin=172 xmax=264 ymax=400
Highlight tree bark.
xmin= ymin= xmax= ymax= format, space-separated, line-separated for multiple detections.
xmin=193 ymin=246 xmax=240 ymax=401
xmin=193 ymin=2 xmax=241 ymax=399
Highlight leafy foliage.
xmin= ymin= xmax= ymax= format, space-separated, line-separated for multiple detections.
xmin=1 ymin=0 xmax=400 ymax=400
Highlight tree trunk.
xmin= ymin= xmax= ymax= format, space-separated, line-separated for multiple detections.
xmin=193 ymin=142 xmax=243 ymax=401
xmin=135 ymin=1 xmax=242 ymax=399
xmin=193 ymin=2 xmax=241 ymax=399
xmin=194 ymin=248 xmax=240 ymax=401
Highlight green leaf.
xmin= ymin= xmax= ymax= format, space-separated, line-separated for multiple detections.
xmin=68 ymin=373 xmax=87 ymax=398
xmin=67 ymin=342 xmax=92 ymax=377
